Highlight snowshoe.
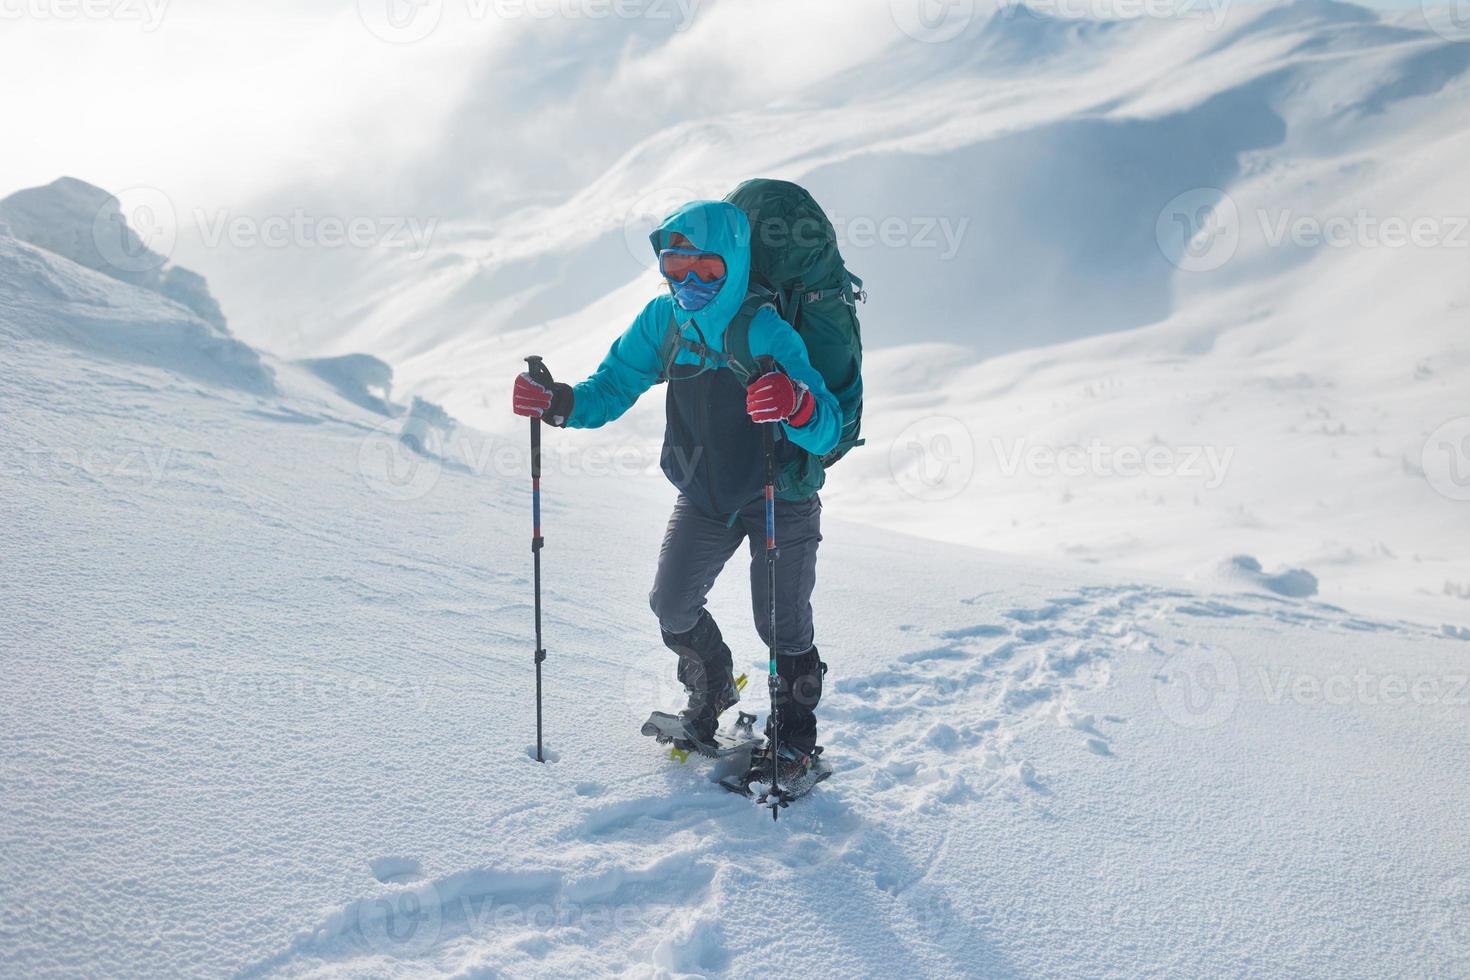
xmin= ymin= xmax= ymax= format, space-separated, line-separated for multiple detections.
xmin=641 ymin=674 xmax=761 ymax=763
xmin=720 ymin=744 xmax=832 ymax=812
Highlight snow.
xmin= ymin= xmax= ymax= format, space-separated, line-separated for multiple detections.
xmin=0 ymin=177 xmax=230 ymax=331
xmin=0 ymin=233 xmax=273 ymax=395
xmin=5 ymin=187 xmax=1470 ymax=977
xmin=5 ymin=1 xmax=1470 ymax=975
xmin=123 ymin=0 xmax=1469 ymax=614
xmin=1196 ymin=554 xmax=1321 ymax=597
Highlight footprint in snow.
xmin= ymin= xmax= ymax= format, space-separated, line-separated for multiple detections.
xmin=369 ymin=856 xmax=423 ymax=884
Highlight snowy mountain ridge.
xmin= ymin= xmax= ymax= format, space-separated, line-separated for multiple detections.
xmin=9 ymin=0 xmax=1469 ymax=610
xmin=221 ymin=0 xmax=1469 ymax=613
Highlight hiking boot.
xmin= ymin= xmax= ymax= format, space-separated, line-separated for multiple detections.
xmin=662 ymin=611 xmax=740 ymax=743
xmin=763 ymin=646 xmax=825 ymax=756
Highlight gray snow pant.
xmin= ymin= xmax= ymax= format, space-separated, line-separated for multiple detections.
xmin=649 ymin=493 xmax=822 ymax=657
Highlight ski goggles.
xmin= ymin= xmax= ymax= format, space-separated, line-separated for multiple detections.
xmin=658 ymin=247 xmax=727 ymax=285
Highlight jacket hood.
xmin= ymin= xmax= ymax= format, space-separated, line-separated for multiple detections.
xmin=650 ymin=199 xmax=751 ymax=348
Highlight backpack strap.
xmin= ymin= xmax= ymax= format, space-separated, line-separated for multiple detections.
xmin=655 ymin=309 xmax=680 ymax=382
xmin=657 ymin=291 xmax=774 ymax=384
xmin=798 ymin=272 xmax=867 ymax=309
xmin=722 ymin=287 xmax=778 ymax=383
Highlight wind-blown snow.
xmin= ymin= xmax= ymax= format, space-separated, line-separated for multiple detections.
xmin=4 ymin=163 xmax=1470 ymax=978
xmin=139 ymin=0 xmax=1470 ymax=612
xmin=0 ymin=231 xmax=272 ymax=395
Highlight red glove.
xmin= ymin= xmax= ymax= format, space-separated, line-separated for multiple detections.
xmin=512 ymin=370 xmax=573 ymax=426
xmin=746 ymin=371 xmax=814 ymax=427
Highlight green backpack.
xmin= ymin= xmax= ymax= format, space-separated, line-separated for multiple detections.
xmin=724 ymin=179 xmax=866 ymax=497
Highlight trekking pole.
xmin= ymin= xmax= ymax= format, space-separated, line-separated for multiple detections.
xmin=526 ymin=355 xmax=549 ymax=763
xmin=760 ymin=411 xmax=786 ymax=819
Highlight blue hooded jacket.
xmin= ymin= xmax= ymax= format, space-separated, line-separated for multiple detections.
xmin=567 ymin=200 xmax=840 ymax=516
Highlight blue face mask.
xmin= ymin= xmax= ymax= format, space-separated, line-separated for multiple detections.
xmin=670 ymin=272 xmax=726 ymax=312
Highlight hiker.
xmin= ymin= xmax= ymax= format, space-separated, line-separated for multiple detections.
xmin=513 ymin=188 xmax=863 ymax=782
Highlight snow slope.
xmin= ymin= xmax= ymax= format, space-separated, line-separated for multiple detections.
xmin=157 ymin=0 xmax=1470 ymax=614
xmin=5 ymin=188 xmax=1470 ymax=977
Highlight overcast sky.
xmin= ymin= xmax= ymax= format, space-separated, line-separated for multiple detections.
xmin=1 ymin=0 xmax=1436 ymax=211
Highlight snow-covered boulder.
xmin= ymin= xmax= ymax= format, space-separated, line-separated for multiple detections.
xmin=0 ymin=177 xmax=228 ymax=331
xmin=1198 ymin=555 xmax=1321 ymax=598
xmin=297 ymin=353 xmax=396 ymax=416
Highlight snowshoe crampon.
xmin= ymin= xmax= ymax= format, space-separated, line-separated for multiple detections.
xmin=641 ymin=675 xmax=760 ymax=763
xmin=720 ymin=745 xmax=832 ymax=812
